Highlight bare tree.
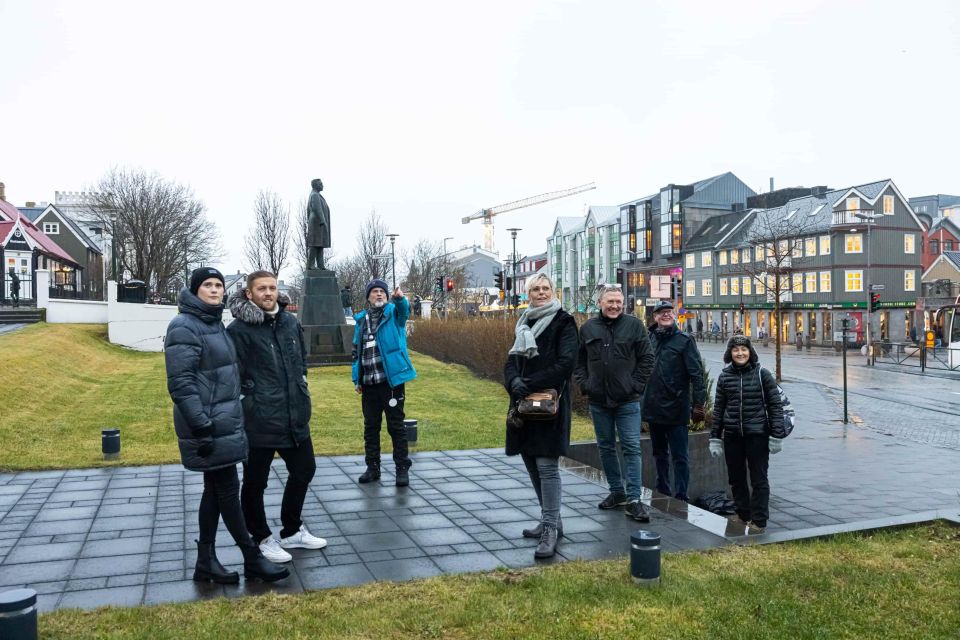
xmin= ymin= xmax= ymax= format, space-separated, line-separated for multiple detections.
xmin=292 ymin=197 xmax=309 ymax=270
xmin=87 ymin=167 xmax=221 ymax=291
xmin=243 ymin=189 xmax=290 ymax=276
xmin=400 ymin=238 xmax=444 ymax=300
xmin=356 ymin=210 xmax=390 ymax=281
xmin=331 ymin=253 xmax=369 ymax=311
xmin=740 ymin=208 xmax=820 ymax=380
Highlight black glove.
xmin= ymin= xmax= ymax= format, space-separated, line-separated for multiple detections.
xmin=510 ymin=378 xmax=531 ymax=397
xmin=691 ymin=405 xmax=706 ymax=424
xmin=195 ymin=424 xmax=214 ymax=458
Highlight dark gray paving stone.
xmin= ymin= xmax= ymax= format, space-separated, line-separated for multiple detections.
xmin=33 ymin=506 xmax=98 ymax=522
xmin=107 ymin=573 xmax=147 ymax=588
xmin=327 ymin=553 xmax=362 ymax=566
xmin=96 ymin=502 xmax=156 ymax=518
xmin=5 ymin=541 xmax=83 ymax=564
xmin=73 ymin=554 xmax=149 ymax=579
xmin=90 ymin=515 xmax=155 ymax=532
xmin=81 ymin=536 xmax=151 ymax=558
xmin=349 ymin=531 xmax=417 ymax=553
xmin=299 ymin=562 xmax=374 ymax=589
xmin=365 ymin=557 xmax=442 ymax=582
xmin=407 ymin=528 xmax=474 ymax=547
xmin=147 ymin=570 xmax=187 ymax=584
xmin=390 ymin=547 xmax=427 ymax=559
xmin=492 ymin=547 xmax=541 ymax=568
xmin=59 ymin=585 xmax=144 ymax=612
xmin=0 ymin=560 xmax=74 ymax=586
xmin=473 ymin=507 xmax=530 ymax=524
xmin=336 ymin=518 xmax=400 ymax=535
xmin=66 ymin=577 xmax=109 ymax=591
xmin=389 ymin=514 xmax=456 ymax=531
xmin=24 ymin=519 xmax=92 ymax=537
xmin=144 ymin=579 xmax=224 ymax=605
xmin=433 ymin=551 xmax=504 ymax=574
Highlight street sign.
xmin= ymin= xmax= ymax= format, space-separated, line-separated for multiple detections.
xmin=870 ymin=284 xmax=885 ymax=291
xmin=833 ymin=332 xmax=856 ymax=342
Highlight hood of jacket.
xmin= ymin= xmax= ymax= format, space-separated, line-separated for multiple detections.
xmin=177 ymin=287 xmax=224 ymax=324
xmin=228 ymin=289 xmax=291 ymax=325
xmin=723 ymin=340 xmax=759 ymax=364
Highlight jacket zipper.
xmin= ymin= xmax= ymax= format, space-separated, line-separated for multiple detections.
xmin=738 ymin=371 xmax=744 ymax=437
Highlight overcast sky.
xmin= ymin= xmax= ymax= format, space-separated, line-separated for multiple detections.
xmin=2 ymin=0 xmax=958 ymax=277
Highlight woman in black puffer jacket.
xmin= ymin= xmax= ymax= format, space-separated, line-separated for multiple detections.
xmin=165 ymin=267 xmax=287 ymax=584
xmin=709 ymin=335 xmax=784 ymax=532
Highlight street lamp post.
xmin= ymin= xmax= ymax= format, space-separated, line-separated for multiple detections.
xmin=442 ymin=236 xmax=453 ymax=319
xmin=507 ymin=228 xmax=521 ymax=314
xmin=853 ymin=210 xmax=879 ymax=365
xmin=386 ymin=234 xmax=399 ymax=290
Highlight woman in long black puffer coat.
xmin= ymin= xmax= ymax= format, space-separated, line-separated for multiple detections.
xmin=165 ymin=267 xmax=288 ymax=583
xmin=709 ymin=335 xmax=785 ymax=533
xmin=503 ymin=274 xmax=579 ymax=560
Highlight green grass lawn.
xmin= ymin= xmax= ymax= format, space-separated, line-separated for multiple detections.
xmin=38 ymin=523 xmax=960 ymax=639
xmin=0 ymin=323 xmax=594 ymax=471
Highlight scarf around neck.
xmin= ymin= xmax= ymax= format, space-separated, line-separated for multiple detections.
xmin=508 ymin=298 xmax=562 ymax=359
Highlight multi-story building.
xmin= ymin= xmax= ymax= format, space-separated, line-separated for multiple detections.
xmin=448 ymin=245 xmax=501 ymax=288
xmin=509 ymin=252 xmax=547 ymax=302
xmin=922 ymin=217 xmax=960 ymax=270
xmin=618 ymin=172 xmax=755 ymax=318
xmin=684 ymin=179 xmax=925 ymax=344
xmin=909 ymin=193 xmax=960 ymax=220
xmin=547 ymin=206 xmax=619 ymax=312
xmin=20 ymin=203 xmax=104 ymax=299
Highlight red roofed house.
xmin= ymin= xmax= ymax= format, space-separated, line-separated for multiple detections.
xmin=1 ymin=182 xmax=84 ymax=304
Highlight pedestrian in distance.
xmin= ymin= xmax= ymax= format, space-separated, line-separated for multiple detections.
xmin=164 ymin=267 xmax=289 ymax=584
xmin=352 ymin=279 xmax=417 ymax=486
xmin=8 ymin=269 xmax=19 ymax=308
xmin=642 ymin=300 xmax=706 ymax=503
xmin=340 ymin=286 xmax=353 ymax=317
xmin=574 ymin=285 xmax=655 ymax=522
xmin=503 ymin=274 xmax=578 ymax=559
xmin=709 ymin=335 xmax=785 ymax=533
xmin=227 ymin=271 xmax=327 ymax=566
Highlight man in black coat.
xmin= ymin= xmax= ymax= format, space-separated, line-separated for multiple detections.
xmin=642 ymin=300 xmax=706 ymax=502
xmin=574 ymin=286 xmax=654 ymax=521
xmin=228 ymin=271 xmax=326 ymax=565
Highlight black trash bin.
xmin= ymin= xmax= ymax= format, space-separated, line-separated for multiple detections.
xmin=117 ymin=280 xmax=147 ymax=304
xmin=0 ymin=588 xmax=38 ymax=640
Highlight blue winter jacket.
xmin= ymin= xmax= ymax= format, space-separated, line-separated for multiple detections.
xmin=351 ymin=296 xmax=417 ymax=388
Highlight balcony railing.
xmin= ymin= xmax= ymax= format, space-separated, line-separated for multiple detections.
xmin=832 ymin=209 xmax=874 ymax=226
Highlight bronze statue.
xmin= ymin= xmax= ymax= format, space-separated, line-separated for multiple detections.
xmin=307 ymin=178 xmax=331 ymax=270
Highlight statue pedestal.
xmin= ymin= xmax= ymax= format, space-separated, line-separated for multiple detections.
xmin=299 ymin=269 xmax=353 ymax=366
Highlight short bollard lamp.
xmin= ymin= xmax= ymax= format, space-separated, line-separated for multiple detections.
xmin=0 ymin=588 xmax=38 ymax=640
xmin=630 ymin=530 xmax=661 ymax=586
xmin=102 ymin=428 xmax=121 ymax=460
xmin=404 ymin=419 xmax=418 ymax=444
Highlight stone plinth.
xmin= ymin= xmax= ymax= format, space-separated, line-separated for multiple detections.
xmin=299 ymin=269 xmax=353 ymax=366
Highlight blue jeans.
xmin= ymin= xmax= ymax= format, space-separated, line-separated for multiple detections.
xmin=589 ymin=402 xmax=643 ymax=502
xmin=521 ymin=454 xmax=561 ymax=528
xmin=648 ymin=423 xmax=690 ymax=500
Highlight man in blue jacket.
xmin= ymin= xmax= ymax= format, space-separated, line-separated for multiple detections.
xmin=352 ymin=279 xmax=417 ymax=486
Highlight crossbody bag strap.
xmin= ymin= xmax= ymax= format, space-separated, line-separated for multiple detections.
xmin=758 ymin=366 xmax=770 ymax=426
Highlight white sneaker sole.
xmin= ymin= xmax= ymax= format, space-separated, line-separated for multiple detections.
xmin=280 ymin=538 xmax=327 ymax=550
xmin=259 ymin=548 xmax=293 ymax=563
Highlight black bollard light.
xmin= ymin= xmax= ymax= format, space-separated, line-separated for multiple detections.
xmin=102 ymin=428 xmax=120 ymax=460
xmin=630 ymin=530 xmax=661 ymax=587
xmin=404 ymin=419 xmax=418 ymax=445
xmin=0 ymin=588 xmax=38 ymax=640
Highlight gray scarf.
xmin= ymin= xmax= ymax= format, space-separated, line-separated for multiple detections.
xmin=508 ymin=298 xmax=562 ymax=358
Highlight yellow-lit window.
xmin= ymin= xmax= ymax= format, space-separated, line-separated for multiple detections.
xmin=767 ymin=274 xmax=776 ymax=292
xmin=820 ymin=271 xmax=831 ymax=293
xmin=904 ymin=270 xmax=915 ymax=292
xmin=805 ymin=238 xmax=816 ymax=257
xmin=819 ymin=235 xmax=831 ymax=255
xmin=720 ymin=278 xmax=728 ymax=296
xmin=685 ymin=253 xmax=695 ymax=268
xmin=845 ymin=270 xmax=863 ymax=292
xmin=755 ymin=245 xmax=764 ymax=262
xmin=904 ymin=234 xmax=915 ymax=254
xmin=701 ymin=252 xmax=712 ymax=267
xmin=719 ymin=251 xmax=727 ymax=266
xmin=756 ymin=277 xmax=766 ymax=295
xmin=845 ymin=234 xmax=862 ymax=254
xmin=731 ymin=277 xmax=740 ymax=296
xmin=730 ymin=249 xmax=739 ymax=265
xmin=805 ymin=272 xmax=817 ymax=293
xmin=742 ymin=277 xmax=751 ymax=295
xmin=791 ymin=240 xmax=802 ymax=258
xmin=702 ymin=279 xmax=712 ymax=296
xmin=792 ymin=275 xmax=803 ymax=294
xmin=686 ymin=280 xmax=695 ymax=297
xmin=883 ymin=195 xmax=894 ymax=215
xmin=846 ymin=196 xmax=860 ymax=211
xmin=741 ymin=248 xmax=750 ymax=262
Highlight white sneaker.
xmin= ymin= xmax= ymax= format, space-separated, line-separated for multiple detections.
xmin=259 ymin=536 xmax=293 ymax=563
xmin=279 ymin=525 xmax=328 ymax=550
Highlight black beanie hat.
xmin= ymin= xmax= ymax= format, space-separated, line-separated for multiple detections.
xmin=723 ymin=334 xmax=758 ymax=364
xmin=189 ymin=267 xmax=225 ymax=295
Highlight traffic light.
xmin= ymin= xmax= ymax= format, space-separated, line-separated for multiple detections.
xmin=434 ymin=276 xmax=444 ymax=293
xmin=494 ymin=270 xmax=504 ymax=290
xmin=505 ymin=276 xmax=513 ymax=292
xmin=616 ymin=267 xmax=624 ymax=287
xmin=445 ymin=278 xmax=455 ymax=292
xmin=869 ymin=293 xmax=880 ymax=312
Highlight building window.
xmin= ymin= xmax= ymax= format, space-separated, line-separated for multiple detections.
xmin=766 ymin=274 xmax=775 ymax=292
xmin=883 ymin=195 xmax=894 ymax=215
xmin=904 ymin=270 xmax=916 ymax=292
xmin=685 ymin=253 xmax=695 ymax=269
xmin=792 ymin=275 xmax=803 ymax=294
xmin=805 ymin=238 xmax=817 ymax=257
xmin=946 ymin=240 xmax=955 ymax=251
xmin=819 ymin=235 xmax=831 ymax=255
xmin=846 ymin=196 xmax=860 ymax=211
xmin=741 ymin=248 xmax=750 ymax=263
xmin=702 ymin=279 xmax=712 ymax=296
xmin=845 ymin=270 xmax=863 ymax=292
xmin=43 ymin=222 xmax=60 ymax=234
xmin=730 ymin=249 xmax=739 ymax=265
xmin=845 ymin=234 xmax=863 ymax=254
xmin=718 ymin=251 xmax=727 ymax=266
xmin=731 ymin=277 xmax=740 ymax=296
xmin=805 ymin=272 xmax=817 ymax=293
xmin=701 ymin=251 xmax=712 ymax=267
xmin=720 ymin=278 xmax=728 ymax=296
xmin=742 ymin=276 xmax=751 ymax=295
xmin=820 ymin=271 xmax=832 ymax=293
xmin=930 ymin=239 xmax=940 ymax=254
xmin=904 ymin=234 xmax=915 ymax=254
xmin=755 ymin=245 xmax=764 ymax=262
xmin=686 ymin=280 xmax=695 ymax=297
xmin=791 ymin=239 xmax=803 ymax=258
xmin=756 ymin=277 xmax=765 ymax=295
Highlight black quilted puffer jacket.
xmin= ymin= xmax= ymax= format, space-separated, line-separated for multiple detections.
xmin=164 ymin=289 xmax=247 ymax=472
xmin=710 ymin=360 xmax=785 ymax=439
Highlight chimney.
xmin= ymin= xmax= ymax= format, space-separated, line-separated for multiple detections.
xmin=0 ymin=182 xmax=5 ymax=201
xmin=25 ymin=201 xmax=36 ymax=208
xmin=769 ymin=177 xmax=774 ymax=193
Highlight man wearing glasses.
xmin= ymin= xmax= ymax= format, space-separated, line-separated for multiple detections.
xmin=574 ymin=285 xmax=655 ymax=521
xmin=642 ymin=300 xmax=706 ymax=503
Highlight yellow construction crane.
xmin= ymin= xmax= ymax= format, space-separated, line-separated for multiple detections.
xmin=462 ymin=182 xmax=597 ymax=252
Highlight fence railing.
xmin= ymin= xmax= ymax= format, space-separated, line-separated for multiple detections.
xmin=873 ymin=341 xmax=960 ymax=372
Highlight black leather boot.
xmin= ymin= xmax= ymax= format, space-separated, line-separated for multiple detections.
xmin=358 ymin=464 xmax=381 ymax=484
xmin=395 ymin=466 xmax=409 ymax=487
xmin=193 ymin=540 xmax=239 ymax=584
xmin=522 ymin=518 xmax=563 ymax=539
xmin=534 ymin=525 xmax=559 ymax=559
xmin=241 ymin=545 xmax=290 ymax=582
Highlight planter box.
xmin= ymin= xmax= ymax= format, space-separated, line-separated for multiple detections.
xmin=566 ymin=430 xmax=728 ymax=502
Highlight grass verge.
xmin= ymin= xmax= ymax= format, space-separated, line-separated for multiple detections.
xmin=0 ymin=324 xmax=594 ymax=471
xmin=39 ymin=523 xmax=960 ymax=639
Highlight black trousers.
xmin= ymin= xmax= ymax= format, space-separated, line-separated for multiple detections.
xmin=241 ymin=437 xmax=317 ymax=542
xmin=198 ymin=465 xmax=254 ymax=548
xmin=723 ymin=434 xmax=770 ymax=526
xmin=361 ymin=382 xmax=410 ymax=469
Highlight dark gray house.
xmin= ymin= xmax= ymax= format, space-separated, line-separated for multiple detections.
xmin=21 ymin=203 xmax=104 ymax=299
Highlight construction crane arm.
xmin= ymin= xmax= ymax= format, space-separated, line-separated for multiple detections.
xmin=461 ymin=182 xmax=596 ymax=224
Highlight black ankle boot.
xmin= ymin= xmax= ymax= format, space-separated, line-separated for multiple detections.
xmin=241 ymin=545 xmax=290 ymax=582
xmin=534 ymin=525 xmax=559 ymax=559
xmin=359 ymin=464 xmax=381 ymax=484
xmin=522 ymin=518 xmax=563 ymax=540
xmin=193 ymin=540 xmax=239 ymax=584
xmin=395 ymin=466 xmax=409 ymax=487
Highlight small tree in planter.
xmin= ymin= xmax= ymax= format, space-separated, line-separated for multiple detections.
xmin=691 ymin=357 xmax=714 ymax=431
